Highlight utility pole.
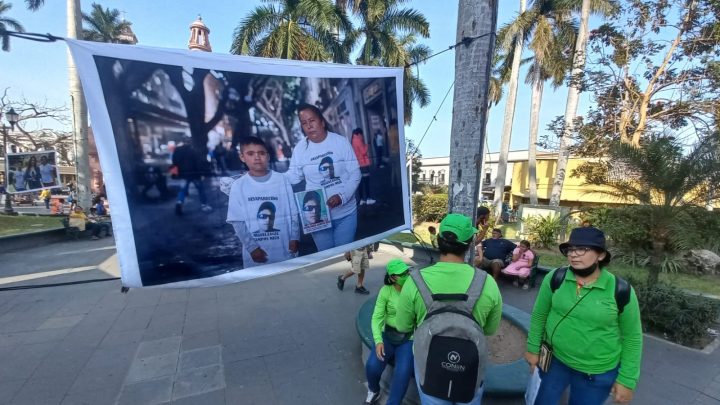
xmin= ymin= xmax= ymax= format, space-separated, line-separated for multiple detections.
xmin=448 ymin=0 xmax=499 ymax=225
xmin=67 ymin=0 xmax=92 ymax=210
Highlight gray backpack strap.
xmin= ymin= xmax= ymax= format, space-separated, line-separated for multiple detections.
xmin=410 ymin=269 xmax=434 ymax=309
xmin=464 ymin=270 xmax=487 ymax=313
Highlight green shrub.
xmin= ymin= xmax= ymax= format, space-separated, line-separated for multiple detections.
xmin=523 ymin=214 xmax=564 ymax=248
xmin=630 ymin=278 xmax=719 ymax=345
xmin=413 ymin=193 xmax=448 ymax=222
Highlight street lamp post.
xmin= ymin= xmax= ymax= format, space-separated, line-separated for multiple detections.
xmin=3 ymin=108 xmax=19 ymax=215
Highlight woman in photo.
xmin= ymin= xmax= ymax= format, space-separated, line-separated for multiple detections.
xmin=525 ymin=227 xmax=642 ymax=405
xmin=364 ymin=259 xmax=414 ymax=405
xmin=24 ymin=156 xmax=42 ymax=190
xmin=286 ymin=104 xmax=361 ymax=251
xmin=351 ymin=128 xmax=375 ymax=205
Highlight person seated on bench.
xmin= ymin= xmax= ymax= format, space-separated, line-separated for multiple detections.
xmin=364 ymin=259 xmax=414 ymax=405
xmin=476 ymin=228 xmax=516 ymax=280
xmin=68 ymin=206 xmax=107 ymax=240
xmin=501 ymin=240 xmax=535 ymax=289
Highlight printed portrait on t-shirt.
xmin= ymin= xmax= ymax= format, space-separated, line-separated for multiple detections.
xmin=318 ymin=156 xmax=337 ymax=181
xmin=255 ymin=201 xmax=280 ymax=233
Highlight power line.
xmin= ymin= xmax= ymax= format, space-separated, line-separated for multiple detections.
xmin=405 ymin=32 xmax=495 ymax=68
xmin=408 ymin=80 xmax=455 ymax=159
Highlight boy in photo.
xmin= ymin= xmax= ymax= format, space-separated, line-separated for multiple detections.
xmin=226 ymin=137 xmax=300 ymax=267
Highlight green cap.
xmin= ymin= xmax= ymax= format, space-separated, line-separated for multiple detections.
xmin=386 ymin=258 xmax=409 ymax=275
xmin=439 ymin=213 xmax=477 ymax=243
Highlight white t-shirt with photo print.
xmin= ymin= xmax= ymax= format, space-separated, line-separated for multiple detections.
xmin=226 ymin=171 xmax=300 ymax=268
xmin=286 ymin=132 xmax=361 ymax=221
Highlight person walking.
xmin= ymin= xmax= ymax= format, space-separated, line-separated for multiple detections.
xmin=525 ymin=227 xmax=642 ymax=404
xmin=395 ymin=213 xmax=503 ymax=405
xmin=173 ymin=141 xmax=212 ymax=216
xmin=337 ymin=245 xmax=372 ymax=294
xmin=351 ymin=128 xmax=376 ymax=205
xmin=364 ymin=258 xmax=414 ymax=405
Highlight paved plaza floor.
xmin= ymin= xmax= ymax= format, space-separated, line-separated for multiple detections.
xmin=0 ymin=237 xmax=719 ymax=404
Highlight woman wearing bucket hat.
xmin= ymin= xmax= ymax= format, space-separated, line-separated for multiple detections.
xmin=525 ymin=227 xmax=643 ymax=404
xmin=364 ymin=258 xmax=414 ymax=405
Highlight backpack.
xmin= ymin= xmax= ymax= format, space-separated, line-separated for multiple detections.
xmin=549 ymin=267 xmax=631 ymax=313
xmin=410 ymin=269 xmax=488 ymax=403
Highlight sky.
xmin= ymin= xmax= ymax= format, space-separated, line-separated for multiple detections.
xmin=1 ymin=1 xmax=599 ymax=158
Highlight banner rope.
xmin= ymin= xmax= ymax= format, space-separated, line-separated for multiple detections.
xmin=1 ymin=30 xmax=64 ymax=43
xmin=407 ymin=79 xmax=455 ymax=159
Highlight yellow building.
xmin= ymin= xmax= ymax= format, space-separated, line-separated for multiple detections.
xmin=510 ymin=158 xmax=719 ymax=210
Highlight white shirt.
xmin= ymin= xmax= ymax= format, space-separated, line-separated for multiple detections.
xmin=286 ymin=132 xmax=361 ymax=221
xmin=39 ymin=163 xmax=55 ymax=183
xmin=13 ymin=170 xmax=26 ymax=189
xmin=226 ymin=171 xmax=300 ymax=268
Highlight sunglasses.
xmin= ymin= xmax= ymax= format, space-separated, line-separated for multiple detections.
xmin=303 ymin=204 xmax=319 ymax=212
xmin=257 ymin=213 xmax=274 ymax=219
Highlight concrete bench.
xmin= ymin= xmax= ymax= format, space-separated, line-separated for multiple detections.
xmin=356 ymin=295 xmax=531 ymax=401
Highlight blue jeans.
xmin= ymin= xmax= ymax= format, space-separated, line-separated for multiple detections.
xmin=177 ymin=179 xmax=207 ymax=204
xmin=311 ymin=211 xmax=357 ymax=251
xmin=366 ymin=337 xmax=414 ymax=405
xmin=415 ymin=372 xmax=484 ymax=405
xmin=535 ymin=357 xmax=619 ymax=405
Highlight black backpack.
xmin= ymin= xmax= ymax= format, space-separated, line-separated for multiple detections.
xmin=549 ymin=267 xmax=631 ymax=313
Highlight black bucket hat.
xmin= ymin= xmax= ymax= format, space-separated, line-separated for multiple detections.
xmin=559 ymin=227 xmax=612 ymax=262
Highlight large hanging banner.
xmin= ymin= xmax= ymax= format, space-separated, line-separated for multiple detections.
xmin=67 ymin=39 xmax=411 ymax=288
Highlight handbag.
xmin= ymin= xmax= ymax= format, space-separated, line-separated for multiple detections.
xmin=538 ymin=288 xmax=593 ymax=373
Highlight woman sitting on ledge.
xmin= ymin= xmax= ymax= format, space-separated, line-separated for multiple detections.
xmin=364 ymin=259 xmax=414 ymax=405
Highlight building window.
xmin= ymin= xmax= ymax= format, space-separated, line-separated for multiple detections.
xmin=430 ymin=171 xmax=435 ymax=184
xmin=484 ymin=172 xmax=491 ymax=185
xmin=439 ymin=170 xmax=445 ymax=185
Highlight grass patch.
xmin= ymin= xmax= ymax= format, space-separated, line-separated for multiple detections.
xmin=0 ymin=215 xmax=64 ymax=237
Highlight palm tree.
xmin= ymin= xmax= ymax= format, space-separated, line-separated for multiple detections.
xmin=447 ymin=0 xmax=499 ymax=217
xmin=352 ymin=0 xmax=429 ymax=66
xmin=546 ymin=0 xmax=617 ymax=206
xmin=498 ymin=0 xmax=581 ymax=205
xmin=587 ymin=134 xmax=720 ymax=284
xmin=230 ymin=0 xmax=353 ymax=63
xmin=82 ymin=3 xmax=133 ymax=43
xmin=25 ymin=0 xmax=93 ymax=210
xmin=350 ymin=0 xmax=430 ymax=123
xmin=492 ymin=0 xmax=526 ymax=223
xmin=0 ymin=1 xmax=24 ymax=51
xmin=399 ymin=35 xmax=430 ymax=124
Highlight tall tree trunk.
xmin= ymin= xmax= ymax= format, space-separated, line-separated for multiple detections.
xmin=494 ymin=0 xmax=526 ymax=223
xmin=68 ymin=0 xmax=92 ymax=209
xmin=448 ymin=0 xmax=499 ymax=224
xmin=528 ymin=67 xmax=543 ymax=205
xmin=548 ymin=0 xmax=590 ymax=207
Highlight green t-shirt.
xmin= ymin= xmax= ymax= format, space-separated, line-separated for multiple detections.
xmin=527 ymin=268 xmax=643 ymax=389
xmin=371 ymin=285 xmax=402 ymax=345
xmin=395 ymin=261 xmax=503 ymax=336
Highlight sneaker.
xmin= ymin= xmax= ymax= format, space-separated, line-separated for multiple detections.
xmin=91 ymin=236 xmax=100 ymax=240
xmin=175 ymin=202 xmax=183 ymax=216
xmin=365 ymin=198 xmax=376 ymax=205
xmin=337 ymin=275 xmax=345 ymax=291
xmin=522 ymin=283 xmax=530 ymax=290
xmin=364 ymin=390 xmax=380 ymax=404
xmin=200 ymin=204 xmax=213 ymax=213
xmin=355 ymin=286 xmax=370 ymax=295
xmin=359 ymin=199 xmax=366 ymax=205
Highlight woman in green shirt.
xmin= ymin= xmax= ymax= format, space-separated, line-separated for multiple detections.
xmin=525 ymin=227 xmax=642 ymax=404
xmin=364 ymin=259 xmax=414 ymax=405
